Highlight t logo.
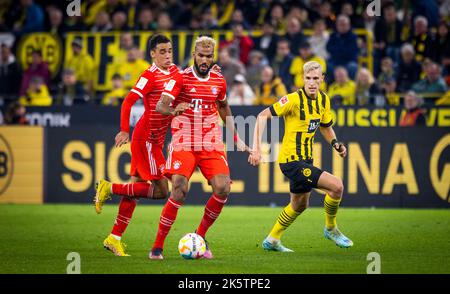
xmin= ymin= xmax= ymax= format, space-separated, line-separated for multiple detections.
xmin=192 ymin=98 xmax=203 ymax=113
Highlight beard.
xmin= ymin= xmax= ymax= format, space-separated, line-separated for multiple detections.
xmin=194 ymin=59 xmax=211 ymax=77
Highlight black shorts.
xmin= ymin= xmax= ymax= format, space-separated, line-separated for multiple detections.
xmin=279 ymin=160 xmax=324 ymax=194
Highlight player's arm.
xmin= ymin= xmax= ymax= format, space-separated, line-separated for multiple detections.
xmin=116 ymin=90 xmax=140 ymax=147
xmin=155 ymin=93 xmax=190 ymax=116
xmin=156 ymin=73 xmax=190 ymax=116
xmin=319 ymin=126 xmax=347 ymax=158
xmin=319 ymin=92 xmax=346 ymax=157
xmin=248 ymin=108 xmax=273 ymax=166
xmin=216 ymin=98 xmax=250 ymax=153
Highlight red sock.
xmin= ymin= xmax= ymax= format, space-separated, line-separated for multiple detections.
xmin=111 ymin=182 xmax=154 ymax=198
xmin=152 ymin=198 xmax=183 ymax=250
xmin=196 ymin=194 xmax=227 ymax=238
xmin=111 ymin=197 xmax=138 ymax=237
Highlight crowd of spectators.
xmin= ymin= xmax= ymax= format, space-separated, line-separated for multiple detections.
xmin=0 ymin=0 xmax=449 ymax=127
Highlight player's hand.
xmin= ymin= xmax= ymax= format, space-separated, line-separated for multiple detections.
xmin=211 ymin=64 xmax=222 ymax=74
xmin=233 ymin=134 xmax=251 ymax=153
xmin=333 ymin=141 xmax=347 ymax=158
xmin=115 ymin=131 xmax=129 ymax=148
xmin=173 ymin=102 xmax=190 ymax=116
xmin=248 ymin=150 xmax=261 ymax=166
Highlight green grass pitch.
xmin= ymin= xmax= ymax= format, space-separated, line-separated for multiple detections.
xmin=1 ymin=204 xmax=450 ymax=274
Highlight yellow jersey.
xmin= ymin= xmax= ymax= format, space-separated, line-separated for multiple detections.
xmin=269 ymin=88 xmax=333 ymax=163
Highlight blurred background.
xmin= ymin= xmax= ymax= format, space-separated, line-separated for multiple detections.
xmin=0 ymin=0 xmax=448 ymax=208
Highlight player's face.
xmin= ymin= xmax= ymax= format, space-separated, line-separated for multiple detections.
xmin=304 ymin=68 xmax=323 ymax=97
xmin=150 ymin=42 xmax=173 ymax=69
xmin=193 ymin=46 xmax=214 ymax=76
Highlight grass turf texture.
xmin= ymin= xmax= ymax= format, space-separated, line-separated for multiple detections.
xmin=1 ymin=204 xmax=449 ymax=274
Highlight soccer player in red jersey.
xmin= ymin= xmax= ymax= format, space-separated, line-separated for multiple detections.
xmin=94 ymin=34 xmax=187 ymax=256
xmin=149 ymin=36 xmax=249 ymax=260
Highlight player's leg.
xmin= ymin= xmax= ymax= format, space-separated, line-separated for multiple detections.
xmin=317 ymin=171 xmax=353 ymax=248
xmin=150 ymin=174 xmax=189 ymax=259
xmin=262 ymin=192 xmax=310 ymax=252
xmin=102 ymin=175 xmax=142 ymax=257
xmin=94 ymin=140 xmax=157 ymax=214
xmin=150 ymin=148 xmax=196 ymax=260
xmin=194 ymin=151 xmax=231 ymax=259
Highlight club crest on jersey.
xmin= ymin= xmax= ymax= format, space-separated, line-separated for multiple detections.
xmin=173 ymin=160 xmax=182 ymax=170
xmin=279 ymin=96 xmax=288 ymax=106
xmin=211 ymin=86 xmax=218 ymax=95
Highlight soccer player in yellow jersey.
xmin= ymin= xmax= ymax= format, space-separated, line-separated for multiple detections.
xmin=248 ymin=61 xmax=353 ymax=251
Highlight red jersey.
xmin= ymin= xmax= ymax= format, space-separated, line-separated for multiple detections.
xmin=120 ymin=63 xmax=180 ymax=145
xmin=162 ymin=66 xmax=227 ymax=150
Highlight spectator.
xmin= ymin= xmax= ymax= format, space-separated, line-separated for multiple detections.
xmin=374 ymin=3 xmax=403 ymax=62
xmin=382 ymin=77 xmax=401 ymax=106
xmin=156 ymin=12 xmax=172 ymax=30
xmin=200 ymin=7 xmax=219 ymax=30
xmin=326 ymin=14 xmax=359 ymax=81
xmin=12 ymin=0 xmax=44 ymax=36
xmin=265 ymin=3 xmax=285 ymax=33
xmin=65 ymin=38 xmax=96 ymax=95
xmin=246 ymin=50 xmax=267 ymax=92
xmin=0 ymin=43 xmax=21 ymax=104
xmin=221 ymin=23 xmax=254 ymax=65
xmin=135 ymin=6 xmax=156 ymax=31
xmin=3 ymin=101 xmax=28 ymax=125
xmin=252 ymin=23 xmax=279 ymax=63
xmin=114 ymin=46 xmax=149 ymax=90
xmin=377 ymin=57 xmax=396 ymax=85
xmin=91 ymin=10 xmax=112 ymax=32
xmin=225 ymin=9 xmax=250 ymax=30
xmin=218 ymin=47 xmax=246 ymax=91
xmin=318 ymin=1 xmax=336 ymax=30
xmin=290 ymin=42 xmax=327 ymax=91
xmin=328 ymin=66 xmax=356 ymax=106
xmin=411 ymin=16 xmax=434 ymax=62
xmin=399 ymin=91 xmax=426 ymax=126
xmin=271 ymin=38 xmax=294 ymax=91
xmin=283 ymin=17 xmax=306 ymax=55
xmin=433 ymin=20 xmax=450 ymax=80
xmin=308 ymin=18 xmax=330 ymax=60
xmin=396 ymin=43 xmax=422 ymax=92
xmin=55 ymin=68 xmax=88 ymax=106
xmin=340 ymin=1 xmax=364 ymax=28
xmin=101 ymin=73 xmax=127 ymax=106
xmin=355 ymin=67 xmax=384 ymax=106
xmin=19 ymin=76 xmax=52 ymax=106
xmin=45 ymin=7 xmax=66 ymax=36
xmin=254 ymin=66 xmax=287 ymax=105
xmin=125 ymin=0 xmax=140 ymax=29
xmin=228 ymin=74 xmax=256 ymax=106
xmin=115 ymin=32 xmax=135 ymax=65
xmin=111 ymin=11 xmax=129 ymax=31
xmin=412 ymin=62 xmax=448 ymax=101
xmin=19 ymin=49 xmax=50 ymax=96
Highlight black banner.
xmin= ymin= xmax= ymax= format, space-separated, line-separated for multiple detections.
xmin=45 ymin=124 xmax=450 ymax=208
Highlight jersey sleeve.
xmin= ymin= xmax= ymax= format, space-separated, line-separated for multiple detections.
xmin=320 ymin=92 xmax=333 ymax=127
xmin=217 ymin=77 xmax=227 ymax=102
xmin=269 ymin=92 xmax=297 ymax=117
xmin=161 ymin=71 xmax=183 ymax=100
xmin=130 ymin=70 xmax=154 ymax=98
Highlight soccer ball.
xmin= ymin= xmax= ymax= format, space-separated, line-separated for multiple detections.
xmin=178 ymin=233 xmax=206 ymax=259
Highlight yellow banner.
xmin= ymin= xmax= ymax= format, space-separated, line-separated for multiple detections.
xmin=0 ymin=127 xmax=44 ymax=204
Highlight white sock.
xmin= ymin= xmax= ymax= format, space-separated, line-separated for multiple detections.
xmin=111 ymin=234 xmax=121 ymax=240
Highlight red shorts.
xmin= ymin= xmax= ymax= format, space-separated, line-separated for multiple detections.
xmin=130 ymin=139 xmax=165 ymax=181
xmin=164 ymin=145 xmax=230 ymax=181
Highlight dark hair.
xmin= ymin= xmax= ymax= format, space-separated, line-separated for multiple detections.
xmin=149 ymin=34 xmax=171 ymax=51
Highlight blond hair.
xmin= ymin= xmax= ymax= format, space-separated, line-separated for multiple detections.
xmin=303 ymin=61 xmax=323 ymax=74
xmin=194 ymin=36 xmax=216 ymax=50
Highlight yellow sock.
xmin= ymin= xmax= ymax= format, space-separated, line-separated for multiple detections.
xmin=268 ymin=203 xmax=301 ymax=240
xmin=324 ymin=194 xmax=341 ymax=230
